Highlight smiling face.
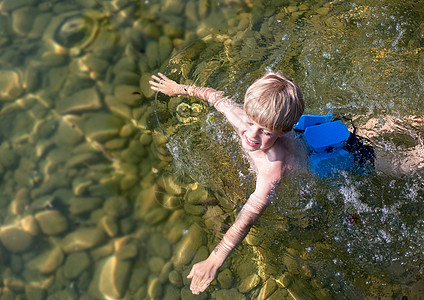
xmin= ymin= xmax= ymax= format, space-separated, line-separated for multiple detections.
xmin=241 ymin=118 xmax=283 ymax=152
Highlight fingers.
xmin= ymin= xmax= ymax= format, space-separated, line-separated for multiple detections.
xmin=158 ymin=72 xmax=169 ymax=81
xmin=187 ymin=268 xmax=194 ymax=279
xmin=190 ymin=276 xmax=212 ymax=295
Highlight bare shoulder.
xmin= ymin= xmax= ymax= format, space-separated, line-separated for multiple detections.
xmin=269 ymin=132 xmax=307 ymax=176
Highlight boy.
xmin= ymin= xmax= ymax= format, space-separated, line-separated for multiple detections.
xmin=150 ymin=71 xmax=305 ymax=294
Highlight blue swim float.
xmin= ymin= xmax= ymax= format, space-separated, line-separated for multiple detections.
xmin=294 ymin=114 xmax=374 ymax=177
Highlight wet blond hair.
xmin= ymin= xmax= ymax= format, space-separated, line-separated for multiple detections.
xmin=244 ymin=72 xmax=304 ymax=133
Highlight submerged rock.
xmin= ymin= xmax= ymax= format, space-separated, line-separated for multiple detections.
xmin=56 ymin=87 xmax=102 ymax=114
xmin=28 ymin=246 xmax=64 ymax=274
xmin=35 ymin=210 xmax=68 ymax=235
xmin=215 ymin=288 xmax=245 ymax=300
xmin=90 ymin=255 xmax=132 ymax=299
xmin=64 ymin=251 xmax=91 ymax=279
xmin=238 ymin=273 xmax=261 ymax=293
xmin=0 ymin=70 xmax=23 ymax=101
xmin=0 ymin=226 xmax=34 ymax=253
xmin=61 ymin=228 xmax=106 ymax=253
xmin=174 ymin=223 xmax=206 ymax=267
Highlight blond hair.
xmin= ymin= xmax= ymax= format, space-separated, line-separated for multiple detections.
xmin=243 ymin=72 xmax=304 ymax=133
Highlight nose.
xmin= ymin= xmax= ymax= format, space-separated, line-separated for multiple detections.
xmin=248 ymin=125 xmax=260 ymax=139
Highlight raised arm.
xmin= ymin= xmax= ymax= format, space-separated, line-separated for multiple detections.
xmin=150 ymin=73 xmax=246 ymax=132
xmin=187 ymin=172 xmax=279 ymax=294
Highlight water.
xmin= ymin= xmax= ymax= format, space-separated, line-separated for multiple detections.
xmin=0 ymin=0 xmax=423 ymax=299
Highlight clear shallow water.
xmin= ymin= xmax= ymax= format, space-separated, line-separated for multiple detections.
xmin=0 ymin=0 xmax=423 ymax=299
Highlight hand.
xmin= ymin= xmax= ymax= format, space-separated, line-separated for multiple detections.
xmin=149 ymin=73 xmax=182 ymax=96
xmin=187 ymin=257 xmax=220 ymax=294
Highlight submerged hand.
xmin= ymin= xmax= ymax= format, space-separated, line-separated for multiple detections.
xmin=149 ymin=73 xmax=182 ymax=96
xmin=187 ymin=257 xmax=220 ymax=294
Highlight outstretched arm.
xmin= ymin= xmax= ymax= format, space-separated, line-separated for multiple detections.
xmin=187 ymin=173 xmax=278 ymax=294
xmin=150 ymin=73 xmax=246 ymax=132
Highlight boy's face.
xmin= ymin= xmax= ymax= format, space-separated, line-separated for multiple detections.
xmin=242 ymin=118 xmax=283 ymax=152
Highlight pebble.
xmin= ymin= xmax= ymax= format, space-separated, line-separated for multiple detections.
xmin=41 ymin=52 xmax=68 ymax=67
xmin=140 ymin=73 xmax=155 ymax=98
xmin=144 ymin=207 xmax=169 ymax=225
xmin=0 ymin=226 xmax=34 ymax=253
xmin=64 ymin=251 xmax=91 ymax=279
xmin=218 ymin=268 xmax=234 ymax=289
xmin=104 ymin=95 xmax=133 ymax=119
xmin=119 ymin=123 xmax=136 ymax=138
xmin=81 ymin=53 xmax=109 ymax=74
xmin=268 ymin=288 xmax=289 ymax=299
xmin=113 ymin=56 xmax=137 ymax=74
xmin=103 ymin=196 xmax=130 ymax=218
xmin=35 ymin=210 xmax=68 ymax=235
xmin=169 ymin=270 xmax=183 ymax=287
xmin=92 ymin=256 xmax=132 ymax=299
xmin=99 ymin=215 xmax=119 ymax=237
xmin=215 ymin=288 xmax=246 ymax=300
xmin=84 ymin=113 xmax=124 ymax=142
xmin=149 ymin=232 xmax=172 ymax=259
xmin=184 ymin=203 xmax=205 ymax=215
xmin=185 ymin=186 xmax=209 ymax=205
xmin=258 ymin=279 xmax=277 ymax=300
xmin=192 ymin=245 xmax=209 ymax=264
xmin=163 ymin=285 xmax=180 ymax=300
xmin=56 ymin=87 xmax=102 ymax=114
xmin=174 ymin=223 xmax=206 ymax=267
xmin=0 ymin=70 xmax=23 ymax=101
xmin=55 ymin=119 xmax=84 ymax=146
xmin=148 ymin=256 xmax=165 ymax=274
xmin=114 ymin=85 xmax=142 ymax=106
xmin=113 ymin=71 xmax=141 ymax=86
xmin=23 ymin=65 xmax=41 ymax=92
xmin=159 ymin=35 xmax=173 ymax=62
xmin=238 ymin=273 xmax=261 ymax=293
xmin=0 ymin=0 xmax=34 ymax=11
xmin=11 ymin=6 xmax=39 ymax=37
xmin=25 ymin=286 xmax=46 ymax=300
xmin=147 ymin=277 xmax=163 ymax=299
xmin=61 ymin=228 xmax=106 ymax=253
xmin=70 ymin=197 xmax=103 ymax=215
xmin=162 ymin=194 xmax=182 ymax=210
xmin=159 ymin=175 xmax=184 ymax=195
xmin=28 ymin=246 xmax=64 ymax=274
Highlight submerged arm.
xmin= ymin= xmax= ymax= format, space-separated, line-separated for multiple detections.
xmin=187 ymin=174 xmax=278 ymax=294
xmin=150 ymin=73 xmax=246 ymax=131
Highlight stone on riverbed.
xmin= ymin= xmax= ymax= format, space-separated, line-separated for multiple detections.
xmin=35 ymin=210 xmax=68 ymax=235
xmin=140 ymin=73 xmax=155 ymax=98
xmin=61 ymin=228 xmax=106 ymax=253
xmin=81 ymin=113 xmax=123 ymax=142
xmin=0 ymin=70 xmax=23 ymax=101
xmin=56 ymin=87 xmax=101 ymax=114
xmin=12 ymin=6 xmax=39 ymax=37
xmin=90 ymin=255 xmax=132 ymax=299
xmin=238 ymin=273 xmax=261 ymax=293
xmin=217 ymin=268 xmax=234 ymax=289
xmin=0 ymin=225 xmax=34 ymax=253
xmin=215 ymin=288 xmax=245 ymax=300
xmin=149 ymin=232 xmax=172 ymax=259
xmin=103 ymin=196 xmax=130 ymax=218
xmin=258 ymin=279 xmax=278 ymax=300
xmin=70 ymin=197 xmax=103 ymax=215
xmin=28 ymin=246 xmax=64 ymax=274
xmin=174 ymin=223 xmax=206 ymax=267
xmin=64 ymin=251 xmax=91 ymax=279
xmin=168 ymin=269 xmax=183 ymax=287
